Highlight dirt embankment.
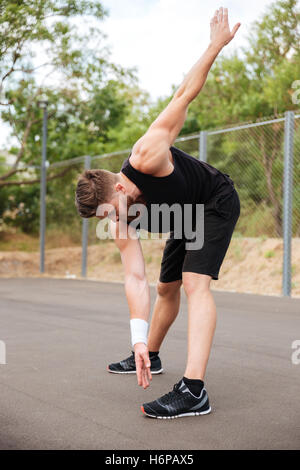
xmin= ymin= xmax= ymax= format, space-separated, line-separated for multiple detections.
xmin=0 ymin=237 xmax=299 ymax=297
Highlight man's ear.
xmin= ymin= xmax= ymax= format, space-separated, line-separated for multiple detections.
xmin=115 ymin=182 xmax=126 ymax=193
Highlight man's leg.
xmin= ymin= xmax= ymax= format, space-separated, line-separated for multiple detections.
xmin=141 ymin=272 xmax=214 ymax=418
xmin=182 ymin=272 xmax=216 ymax=380
xmin=142 ymin=191 xmax=240 ymax=417
xmin=147 ymin=280 xmax=182 ymax=352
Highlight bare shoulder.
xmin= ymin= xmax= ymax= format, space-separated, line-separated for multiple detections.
xmin=130 ymin=128 xmax=174 ymax=176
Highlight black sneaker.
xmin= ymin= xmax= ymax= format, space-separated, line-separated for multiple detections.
xmin=107 ymin=351 xmax=163 ymax=375
xmin=141 ymin=379 xmax=211 ymax=419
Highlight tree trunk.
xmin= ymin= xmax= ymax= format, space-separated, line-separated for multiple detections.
xmin=258 ymin=127 xmax=283 ymax=237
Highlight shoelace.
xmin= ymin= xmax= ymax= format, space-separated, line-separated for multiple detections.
xmin=125 ymin=352 xmax=135 ymax=366
xmin=159 ymin=382 xmax=183 ymax=404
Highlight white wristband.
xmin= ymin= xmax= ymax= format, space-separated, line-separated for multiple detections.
xmin=130 ymin=318 xmax=148 ymax=347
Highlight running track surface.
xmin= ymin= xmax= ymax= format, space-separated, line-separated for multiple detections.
xmin=0 ymin=278 xmax=299 ymax=450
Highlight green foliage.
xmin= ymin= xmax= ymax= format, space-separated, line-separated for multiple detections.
xmin=0 ymin=0 xmax=143 ymax=181
xmin=0 ymin=0 xmax=153 ymax=236
xmin=0 ymin=183 xmax=40 ymax=233
xmin=264 ymin=250 xmax=276 ymax=258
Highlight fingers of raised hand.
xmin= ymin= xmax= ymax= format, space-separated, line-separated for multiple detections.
xmin=223 ymin=7 xmax=228 ymax=24
xmin=218 ymin=7 xmax=224 ymax=23
xmin=211 ymin=9 xmax=218 ymax=25
xmin=212 ymin=7 xmax=228 ymax=27
xmin=231 ymin=22 xmax=241 ymax=37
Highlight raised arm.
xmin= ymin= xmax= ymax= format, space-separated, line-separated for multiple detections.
xmin=109 ymin=220 xmax=152 ymax=389
xmin=131 ymin=7 xmax=241 ymax=175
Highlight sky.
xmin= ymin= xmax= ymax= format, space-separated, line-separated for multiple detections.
xmin=0 ymin=0 xmax=277 ymax=148
xmin=100 ymin=0 xmax=276 ymax=100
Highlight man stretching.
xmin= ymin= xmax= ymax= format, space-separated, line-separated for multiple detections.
xmin=75 ymin=8 xmax=241 ymax=419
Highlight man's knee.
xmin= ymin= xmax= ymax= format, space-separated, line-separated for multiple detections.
xmin=182 ymin=272 xmax=211 ymax=297
xmin=156 ymin=280 xmax=182 ymax=298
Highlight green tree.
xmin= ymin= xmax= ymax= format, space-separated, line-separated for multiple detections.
xmin=0 ymin=0 xmax=139 ymax=186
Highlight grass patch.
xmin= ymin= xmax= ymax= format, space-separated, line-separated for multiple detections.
xmin=264 ymin=250 xmax=275 ymax=259
xmin=110 ymin=250 xmax=121 ymax=263
xmin=0 ymin=231 xmax=39 ymax=252
xmin=237 ymin=202 xmax=276 ymax=237
xmin=0 ymin=227 xmax=82 ymax=252
xmin=232 ymin=239 xmax=246 ymax=262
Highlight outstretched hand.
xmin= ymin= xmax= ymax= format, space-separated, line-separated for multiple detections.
xmin=210 ymin=7 xmax=241 ymax=49
xmin=134 ymin=343 xmax=152 ymax=389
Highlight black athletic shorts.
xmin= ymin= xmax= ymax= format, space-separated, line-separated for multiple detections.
xmin=159 ymin=188 xmax=240 ymax=282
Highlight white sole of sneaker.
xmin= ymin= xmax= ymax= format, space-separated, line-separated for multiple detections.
xmin=107 ymin=368 xmax=164 ymax=375
xmin=142 ymin=406 xmax=212 ymax=419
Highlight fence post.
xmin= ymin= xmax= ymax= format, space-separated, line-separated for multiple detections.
xmin=199 ymin=131 xmax=207 ymax=162
xmin=39 ymin=103 xmax=48 ymax=273
xmin=81 ymin=156 xmax=91 ymax=278
xmin=282 ymin=111 xmax=295 ymax=297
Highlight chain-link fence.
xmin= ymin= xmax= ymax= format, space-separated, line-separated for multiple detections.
xmin=173 ymin=112 xmax=299 ymax=296
xmin=2 ymin=111 xmax=299 ymax=296
xmin=294 ymin=116 xmax=300 ymax=237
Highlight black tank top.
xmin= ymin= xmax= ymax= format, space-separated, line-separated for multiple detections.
xmin=121 ymin=146 xmax=235 ymax=233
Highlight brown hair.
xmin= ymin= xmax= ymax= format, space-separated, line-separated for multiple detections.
xmin=75 ymin=169 xmax=117 ymax=218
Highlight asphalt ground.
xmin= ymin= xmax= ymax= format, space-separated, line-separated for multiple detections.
xmin=0 ymin=277 xmax=299 ymax=450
